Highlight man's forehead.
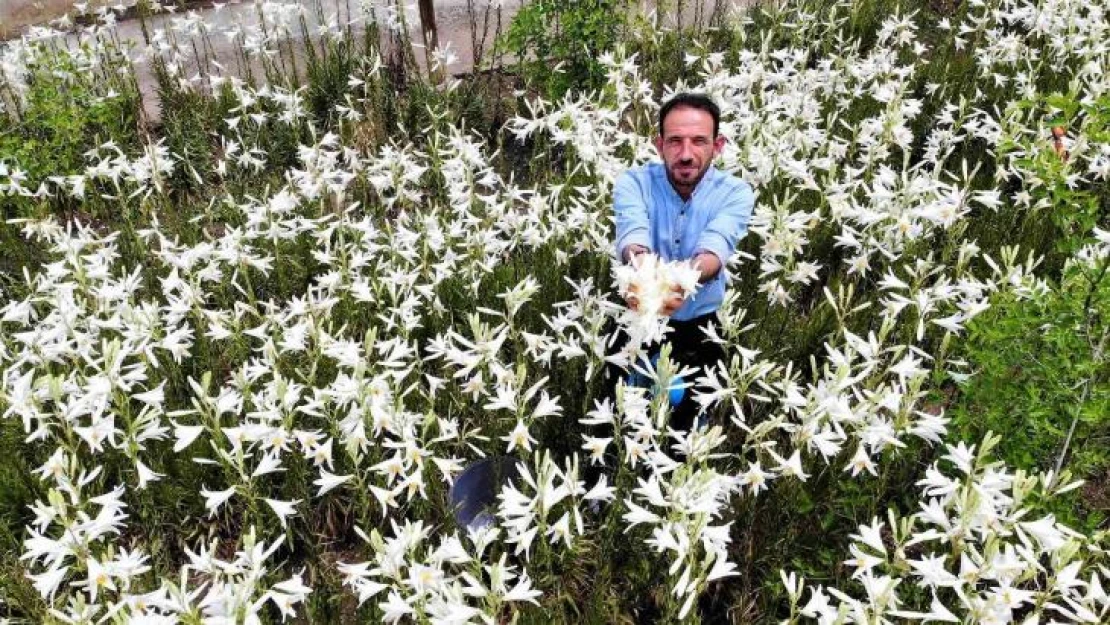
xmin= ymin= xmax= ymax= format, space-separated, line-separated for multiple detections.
xmin=660 ymin=106 xmax=715 ymax=137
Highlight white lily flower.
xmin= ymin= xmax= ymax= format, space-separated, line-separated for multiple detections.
xmin=200 ymin=486 xmax=236 ymax=517
xmin=313 ymin=470 xmax=354 ymax=497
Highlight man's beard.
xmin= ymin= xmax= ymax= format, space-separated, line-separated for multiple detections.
xmin=666 ymin=162 xmax=709 ymax=194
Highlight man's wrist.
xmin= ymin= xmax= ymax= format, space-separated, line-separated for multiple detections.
xmin=624 ymin=244 xmax=650 ymax=263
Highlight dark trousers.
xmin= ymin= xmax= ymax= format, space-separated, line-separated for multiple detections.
xmin=604 ymin=312 xmax=725 ymax=431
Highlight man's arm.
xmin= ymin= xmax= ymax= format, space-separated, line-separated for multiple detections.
xmin=613 ymin=171 xmax=652 ymax=263
xmin=692 ymin=181 xmax=755 ymax=281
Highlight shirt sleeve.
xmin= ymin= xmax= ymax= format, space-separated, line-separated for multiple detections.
xmin=613 ymin=170 xmax=652 ymax=261
xmin=694 ymin=180 xmax=755 ymax=266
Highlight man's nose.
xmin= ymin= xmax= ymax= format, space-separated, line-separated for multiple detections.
xmin=677 ymin=140 xmax=695 ymax=160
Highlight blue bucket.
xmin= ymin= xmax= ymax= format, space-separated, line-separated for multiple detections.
xmin=626 ymin=353 xmax=685 ymax=407
xmin=448 ymin=456 xmax=523 ymax=530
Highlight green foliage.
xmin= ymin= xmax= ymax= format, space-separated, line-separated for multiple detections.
xmin=0 ymin=401 xmax=46 ymax=619
xmin=501 ymin=0 xmax=630 ymax=98
xmin=951 ymin=256 xmax=1109 ymax=530
xmin=0 ymin=44 xmax=141 ymax=220
xmin=950 ymin=92 xmax=1110 ymax=531
xmin=304 ymin=33 xmax=360 ymax=126
xmin=155 ymin=75 xmax=219 ymax=195
xmin=1017 ymin=93 xmax=1109 ymax=255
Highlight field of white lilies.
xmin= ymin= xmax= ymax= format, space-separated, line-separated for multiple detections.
xmin=0 ymin=0 xmax=1108 ymax=622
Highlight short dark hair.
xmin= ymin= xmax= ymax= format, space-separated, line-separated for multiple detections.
xmin=659 ymin=93 xmax=720 ymax=138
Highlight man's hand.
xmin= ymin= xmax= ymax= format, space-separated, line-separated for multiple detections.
xmin=691 ymin=251 xmax=722 ymax=283
xmin=624 ymin=244 xmax=651 ymax=266
xmin=624 ymin=283 xmax=641 ymax=312
xmin=623 ymin=245 xmax=650 ymax=311
xmin=660 ymin=289 xmax=685 ymax=316
xmin=626 ymin=284 xmax=685 ymax=316
xmin=619 ymin=246 xmax=688 ymax=315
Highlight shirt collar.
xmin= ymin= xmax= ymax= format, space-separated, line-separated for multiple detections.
xmin=693 ymin=165 xmax=717 ymax=198
xmin=657 ymin=163 xmax=717 ymax=202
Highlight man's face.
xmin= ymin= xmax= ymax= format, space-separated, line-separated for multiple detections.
xmin=654 ymin=105 xmax=726 ymax=198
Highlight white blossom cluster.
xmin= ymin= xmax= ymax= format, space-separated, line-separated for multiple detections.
xmin=784 ymin=436 xmax=1109 ymax=624
xmin=613 ymin=253 xmax=703 ymax=347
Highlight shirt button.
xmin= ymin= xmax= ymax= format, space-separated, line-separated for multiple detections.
xmin=674 ymin=238 xmax=680 ymax=244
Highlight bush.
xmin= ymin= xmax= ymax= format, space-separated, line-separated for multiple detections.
xmin=501 ymin=0 xmax=630 ymax=98
xmin=951 ymin=92 xmax=1110 ymax=531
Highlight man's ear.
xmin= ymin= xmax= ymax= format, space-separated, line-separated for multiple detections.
xmin=654 ymin=135 xmax=664 ymax=155
xmin=713 ymin=134 xmax=726 ymax=156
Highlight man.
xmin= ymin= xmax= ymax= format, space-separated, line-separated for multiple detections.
xmin=611 ymin=93 xmax=755 ymax=430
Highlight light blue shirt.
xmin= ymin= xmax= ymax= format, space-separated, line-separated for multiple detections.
xmin=613 ymin=162 xmax=755 ymax=321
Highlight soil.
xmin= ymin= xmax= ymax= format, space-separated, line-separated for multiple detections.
xmin=1080 ymin=467 xmax=1110 ymax=515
